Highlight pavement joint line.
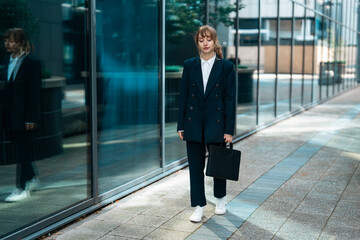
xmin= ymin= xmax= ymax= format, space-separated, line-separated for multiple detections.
xmin=188 ymin=103 xmax=360 ymax=239
xmin=317 ymin=157 xmax=360 ymax=237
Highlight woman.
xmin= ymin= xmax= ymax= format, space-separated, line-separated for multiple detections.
xmin=2 ymin=28 xmax=42 ymax=202
xmin=177 ymin=25 xmax=236 ymax=222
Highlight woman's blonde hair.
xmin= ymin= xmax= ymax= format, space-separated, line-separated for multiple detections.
xmin=4 ymin=28 xmax=34 ymax=53
xmin=194 ymin=25 xmax=223 ymax=59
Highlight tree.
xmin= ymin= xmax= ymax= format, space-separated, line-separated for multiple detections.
xmin=0 ymin=0 xmax=39 ymax=39
xmin=166 ymin=0 xmax=243 ymax=45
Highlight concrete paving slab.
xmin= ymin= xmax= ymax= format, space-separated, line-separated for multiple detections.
xmin=142 ymin=205 xmax=187 ymax=218
xmin=320 ymin=226 xmax=360 ymax=240
xmin=144 ymin=228 xmax=190 ymax=240
xmin=326 ymin=215 xmax=360 ymax=230
xmin=98 ymin=235 xmax=137 ymax=240
xmin=257 ymin=200 xmax=298 ymax=213
xmin=127 ymin=214 xmax=169 ymax=228
xmin=159 ymin=218 xmax=202 ymax=232
xmin=204 ymin=216 xmax=244 ymax=228
xmin=93 ymin=209 xmax=138 ymax=223
xmin=240 ymin=216 xmax=285 ymax=234
xmin=331 ymin=205 xmax=360 ymax=218
xmin=108 ymin=224 xmax=156 ymax=239
xmin=294 ymin=199 xmax=336 ymax=216
xmin=74 ymin=219 xmax=119 ymax=234
xmin=230 ymin=225 xmax=274 ymax=240
xmin=186 ymin=233 xmax=227 ymax=240
xmin=195 ymin=224 xmax=238 ymax=238
xmin=53 ymin=229 xmax=104 ymax=240
xmin=273 ymin=231 xmax=320 ymax=240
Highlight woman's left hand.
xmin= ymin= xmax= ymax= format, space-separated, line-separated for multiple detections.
xmin=224 ymin=134 xmax=233 ymax=143
xmin=25 ymin=123 xmax=36 ymax=131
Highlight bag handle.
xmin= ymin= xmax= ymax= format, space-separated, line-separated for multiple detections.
xmin=222 ymin=142 xmax=233 ymax=149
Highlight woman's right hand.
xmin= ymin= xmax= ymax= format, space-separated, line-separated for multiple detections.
xmin=178 ymin=131 xmax=184 ymax=140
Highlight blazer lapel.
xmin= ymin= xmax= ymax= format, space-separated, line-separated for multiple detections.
xmin=3 ymin=61 xmax=9 ymax=88
xmin=194 ymin=57 xmax=205 ymax=97
xmin=12 ymin=56 xmax=27 ymax=83
xmin=204 ymin=58 xmax=222 ymax=98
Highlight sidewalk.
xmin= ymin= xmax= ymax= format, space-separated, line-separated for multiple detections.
xmin=45 ymin=87 xmax=360 ymax=240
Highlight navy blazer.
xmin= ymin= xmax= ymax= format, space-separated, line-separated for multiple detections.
xmin=1 ymin=54 xmax=42 ymax=131
xmin=177 ymin=57 xmax=236 ymax=143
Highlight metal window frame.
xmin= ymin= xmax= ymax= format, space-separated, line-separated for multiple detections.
xmin=256 ymin=0 xmax=261 ymax=125
xmin=160 ymin=0 xmax=166 ymax=171
xmin=290 ymin=1 xmax=295 ymax=112
xmin=235 ymin=0 xmax=240 ymax=135
xmin=345 ymin=0 xmax=350 ymax=88
xmin=301 ymin=5 xmax=307 ymax=106
xmin=275 ymin=0 xmax=280 ymax=117
xmin=350 ymin=0 xmax=356 ymax=86
xmin=311 ymin=5 xmax=316 ymax=103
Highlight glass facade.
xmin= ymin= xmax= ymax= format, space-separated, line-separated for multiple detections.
xmin=0 ymin=0 xmax=358 ymax=238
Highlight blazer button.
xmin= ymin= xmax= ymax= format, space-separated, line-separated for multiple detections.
xmin=217 ymin=119 xmax=221 ymax=123
xmin=190 ymin=106 xmax=194 ymax=111
xmin=188 ymin=117 xmax=192 ymax=122
xmin=217 ymin=107 xmax=220 ymax=111
xmin=216 ymin=84 xmax=219 ymax=88
xmin=192 ymin=83 xmax=195 ymax=87
xmin=191 ymin=94 xmax=195 ymax=98
xmin=215 ymin=94 xmax=218 ymax=99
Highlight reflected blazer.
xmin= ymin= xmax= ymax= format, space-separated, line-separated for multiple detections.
xmin=1 ymin=54 xmax=42 ymax=131
xmin=177 ymin=57 xmax=236 ymax=143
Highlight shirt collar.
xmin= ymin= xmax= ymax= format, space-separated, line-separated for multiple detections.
xmin=201 ymin=54 xmax=216 ymax=66
xmin=9 ymin=52 xmax=26 ymax=62
xmin=9 ymin=55 xmax=17 ymax=62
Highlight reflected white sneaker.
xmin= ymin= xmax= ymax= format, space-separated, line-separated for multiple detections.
xmin=26 ymin=178 xmax=39 ymax=191
xmin=5 ymin=189 xmax=30 ymax=202
xmin=190 ymin=206 xmax=204 ymax=222
xmin=215 ymin=197 xmax=226 ymax=215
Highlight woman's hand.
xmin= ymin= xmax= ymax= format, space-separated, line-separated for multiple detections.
xmin=178 ymin=131 xmax=184 ymax=140
xmin=224 ymin=134 xmax=233 ymax=143
xmin=25 ymin=123 xmax=36 ymax=131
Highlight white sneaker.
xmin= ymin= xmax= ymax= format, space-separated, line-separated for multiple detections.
xmin=26 ymin=178 xmax=39 ymax=191
xmin=5 ymin=188 xmax=30 ymax=202
xmin=215 ymin=197 xmax=226 ymax=215
xmin=190 ymin=206 xmax=204 ymax=222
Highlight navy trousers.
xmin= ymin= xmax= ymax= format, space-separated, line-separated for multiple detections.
xmin=186 ymin=141 xmax=226 ymax=207
xmin=8 ymin=131 xmax=36 ymax=190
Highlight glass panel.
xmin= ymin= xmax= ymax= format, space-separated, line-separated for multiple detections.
xmin=209 ymin=0 xmax=236 ymax=61
xmin=318 ymin=9 xmax=329 ymax=99
xmin=312 ymin=11 xmax=322 ymax=102
xmin=350 ymin=3 xmax=357 ymax=86
xmin=96 ymin=0 xmax=160 ymax=194
xmin=259 ymin=0 xmax=277 ymax=124
xmin=333 ymin=1 xmax=344 ymax=94
xmin=303 ymin=9 xmax=315 ymax=105
xmin=236 ymin=0 xmax=258 ymax=132
xmin=343 ymin=0 xmax=350 ymax=88
xmin=277 ymin=0 xmax=291 ymax=116
xmin=327 ymin=19 xmax=335 ymax=96
xmin=164 ymin=0 xmax=204 ymax=165
xmin=0 ymin=0 xmax=91 ymax=237
xmin=291 ymin=3 xmax=304 ymax=110
xmin=339 ymin=22 xmax=346 ymax=91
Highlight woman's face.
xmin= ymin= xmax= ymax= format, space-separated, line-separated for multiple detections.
xmin=4 ymin=37 xmax=21 ymax=55
xmin=197 ymin=31 xmax=215 ymax=55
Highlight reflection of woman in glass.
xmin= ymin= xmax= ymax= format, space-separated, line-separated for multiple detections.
xmin=2 ymin=28 xmax=41 ymax=202
xmin=177 ymin=25 xmax=236 ymax=222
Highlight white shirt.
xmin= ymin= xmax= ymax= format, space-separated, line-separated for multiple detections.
xmin=7 ymin=55 xmax=19 ymax=81
xmin=201 ymin=54 xmax=216 ymax=93
xmin=7 ymin=52 xmax=26 ymax=81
